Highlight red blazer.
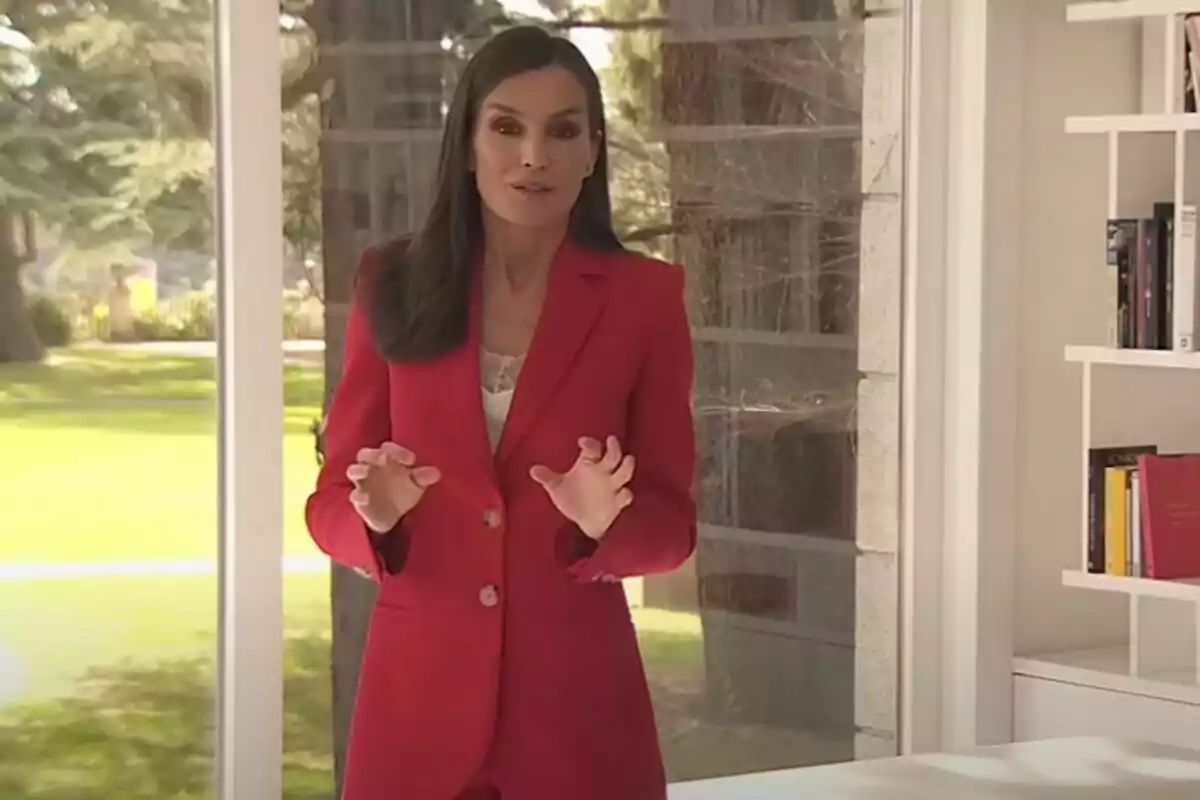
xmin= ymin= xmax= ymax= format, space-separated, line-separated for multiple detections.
xmin=305 ymin=237 xmax=697 ymax=800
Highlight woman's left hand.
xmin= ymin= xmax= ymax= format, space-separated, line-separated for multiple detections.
xmin=530 ymin=435 xmax=635 ymax=540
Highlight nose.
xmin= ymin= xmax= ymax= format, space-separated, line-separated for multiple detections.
xmin=520 ymin=133 xmax=548 ymax=169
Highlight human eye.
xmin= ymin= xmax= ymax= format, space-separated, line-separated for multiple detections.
xmin=491 ymin=116 xmax=522 ymax=136
xmin=549 ymin=119 xmax=582 ymax=139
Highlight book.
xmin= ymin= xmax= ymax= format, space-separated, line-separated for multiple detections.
xmin=1103 ymin=205 xmax=1178 ymax=351
xmin=1104 ymin=465 xmax=1130 ymax=576
xmin=1105 ymin=219 xmax=1136 ymax=349
xmin=1187 ymin=16 xmax=1200 ymax=113
xmin=1172 ymin=205 xmax=1197 ymax=352
xmin=1137 ymin=453 xmax=1200 ymax=580
xmin=1087 ymin=445 xmax=1156 ymax=574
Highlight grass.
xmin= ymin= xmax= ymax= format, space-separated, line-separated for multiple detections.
xmin=0 ymin=347 xmax=738 ymax=796
xmin=0 ymin=346 xmax=844 ymax=796
xmin=0 ymin=346 xmax=324 ymax=406
xmin=0 ymin=348 xmax=324 ymax=563
xmin=0 ymin=605 xmax=706 ymax=799
xmin=0 ymin=627 xmax=337 ymax=799
xmin=0 ymin=346 xmax=341 ymax=796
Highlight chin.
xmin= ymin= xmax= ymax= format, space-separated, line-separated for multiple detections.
xmin=492 ymin=204 xmax=573 ymax=231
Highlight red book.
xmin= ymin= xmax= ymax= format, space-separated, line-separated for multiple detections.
xmin=1137 ymin=453 xmax=1200 ymax=580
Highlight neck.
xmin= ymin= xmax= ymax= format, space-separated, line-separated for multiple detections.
xmin=481 ymin=212 xmax=567 ymax=291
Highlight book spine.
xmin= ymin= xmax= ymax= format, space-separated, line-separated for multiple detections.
xmin=1104 ymin=466 xmax=1128 ymax=576
xmin=1130 ymin=469 xmax=1142 ymax=577
xmin=1108 ymin=219 xmax=1137 ymax=348
xmin=1164 ymin=214 xmax=1174 ymax=348
xmin=1136 ymin=219 xmax=1148 ymax=348
xmin=1087 ymin=452 xmax=1104 ymax=573
xmin=1144 ymin=221 xmax=1161 ymax=349
xmin=1173 ymin=205 xmax=1197 ymax=352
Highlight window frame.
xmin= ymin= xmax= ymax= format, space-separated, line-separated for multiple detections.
xmin=207 ymin=0 xmax=1015 ymax=793
xmin=212 ymin=1 xmax=285 ymax=797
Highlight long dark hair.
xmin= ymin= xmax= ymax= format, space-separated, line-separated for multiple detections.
xmin=363 ymin=25 xmax=624 ymax=361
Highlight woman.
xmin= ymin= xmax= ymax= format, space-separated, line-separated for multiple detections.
xmin=306 ymin=25 xmax=696 ymax=800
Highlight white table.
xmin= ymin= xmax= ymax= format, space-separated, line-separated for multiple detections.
xmin=668 ymin=737 xmax=1200 ymax=799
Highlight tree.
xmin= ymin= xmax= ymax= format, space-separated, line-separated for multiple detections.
xmin=308 ymin=2 xmax=682 ymax=785
xmin=0 ymin=0 xmax=322 ymax=361
xmin=313 ymin=0 xmax=872 ymax=780
xmin=586 ymin=0 xmax=672 ymax=257
xmin=306 ymin=2 xmax=552 ymax=790
xmin=0 ymin=1 xmax=207 ymax=359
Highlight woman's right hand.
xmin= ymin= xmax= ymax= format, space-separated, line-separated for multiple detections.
xmin=346 ymin=442 xmax=441 ymax=533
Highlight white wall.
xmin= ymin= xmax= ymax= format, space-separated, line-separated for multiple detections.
xmin=901 ymin=0 xmax=1198 ymax=752
xmin=1012 ymin=2 xmax=1161 ymax=656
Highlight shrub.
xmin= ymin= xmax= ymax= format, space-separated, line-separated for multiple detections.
xmin=130 ymin=307 xmax=181 ymax=341
xmin=27 ymin=293 xmax=73 ymax=348
xmin=128 ymin=293 xmax=215 ymax=341
xmin=174 ymin=292 xmax=215 ymax=340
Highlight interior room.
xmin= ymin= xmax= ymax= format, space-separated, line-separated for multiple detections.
xmin=3 ymin=1 xmax=1200 ymax=798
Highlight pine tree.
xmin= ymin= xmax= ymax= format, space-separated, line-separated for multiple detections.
xmin=0 ymin=0 xmax=322 ymax=361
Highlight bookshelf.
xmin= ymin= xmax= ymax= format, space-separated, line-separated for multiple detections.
xmin=1062 ymin=569 xmax=1200 ymax=602
xmin=1064 ymin=343 xmax=1200 ymax=368
xmin=1068 ymin=0 xmax=1200 ymax=22
xmin=1065 ymin=113 xmax=1200 ymax=133
xmin=1014 ymin=2 xmax=1200 ymax=731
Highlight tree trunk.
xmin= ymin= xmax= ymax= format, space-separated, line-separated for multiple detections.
xmin=319 ymin=132 xmax=378 ymax=795
xmin=314 ymin=3 xmax=493 ymax=793
xmin=0 ymin=212 xmax=43 ymax=364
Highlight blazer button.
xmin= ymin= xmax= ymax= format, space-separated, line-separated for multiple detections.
xmin=479 ymin=584 xmax=500 ymax=608
xmin=482 ymin=507 xmax=502 ymax=529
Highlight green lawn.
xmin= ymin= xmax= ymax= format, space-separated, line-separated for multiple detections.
xmin=0 ymin=346 xmax=718 ymax=797
xmin=0 ymin=346 xmax=339 ymax=796
xmin=0 ymin=347 xmax=324 ymax=563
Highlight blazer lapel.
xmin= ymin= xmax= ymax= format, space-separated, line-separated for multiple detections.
xmin=496 ymin=240 xmax=606 ymax=464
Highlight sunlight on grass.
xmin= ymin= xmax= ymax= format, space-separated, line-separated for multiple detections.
xmin=0 ymin=630 xmax=336 ymax=800
xmin=0 ymin=346 xmax=782 ymax=794
xmin=0 ymin=347 xmax=325 ymax=406
xmin=0 ymin=350 xmax=323 ymax=563
xmin=0 ymin=571 xmax=331 ymax=704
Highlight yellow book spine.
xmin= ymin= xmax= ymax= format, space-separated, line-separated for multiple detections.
xmin=1105 ymin=466 xmax=1128 ymax=576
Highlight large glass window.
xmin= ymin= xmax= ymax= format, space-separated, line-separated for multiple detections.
xmin=282 ymin=0 xmax=906 ymax=790
xmin=0 ymin=2 xmax=219 ymax=796
xmin=609 ymin=0 xmax=905 ymax=777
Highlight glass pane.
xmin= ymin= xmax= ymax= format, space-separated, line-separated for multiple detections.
xmin=0 ymin=3 xmax=218 ymax=797
xmin=283 ymin=0 xmax=906 ymax=790
xmin=280 ymin=5 xmax=337 ymax=798
xmin=600 ymin=0 xmax=906 ymax=781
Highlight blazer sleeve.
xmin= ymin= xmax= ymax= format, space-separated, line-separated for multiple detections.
xmin=555 ymin=263 xmax=698 ymax=581
xmin=304 ymin=255 xmax=408 ymax=581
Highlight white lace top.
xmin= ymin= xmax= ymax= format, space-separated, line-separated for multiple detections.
xmin=480 ymin=347 xmax=525 ymax=452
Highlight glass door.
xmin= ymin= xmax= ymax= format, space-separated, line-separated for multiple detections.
xmin=272 ymin=0 xmax=909 ymax=791
xmin=0 ymin=2 xmax=222 ymax=796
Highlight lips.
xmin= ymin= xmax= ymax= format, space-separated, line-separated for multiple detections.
xmin=511 ymin=182 xmax=553 ymax=194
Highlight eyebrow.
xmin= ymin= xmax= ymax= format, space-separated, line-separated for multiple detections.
xmin=483 ymin=102 xmax=585 ymax=118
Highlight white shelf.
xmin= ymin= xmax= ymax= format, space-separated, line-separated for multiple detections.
xmin=1044 ymin=10 xmax=1200 ymax=747
xmin=1064 ymin=344 xmax=1200 ymax=368
xmin=1015 ymin=645 xmax=1200 ymax=705
xmin=1068 ymin=0 xmax=1200 ymax=21
xmin=1065 ymin=113 xmax=1200 ymax=133
xmin=1063 ymin=569 xmax=1200 ymax=602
